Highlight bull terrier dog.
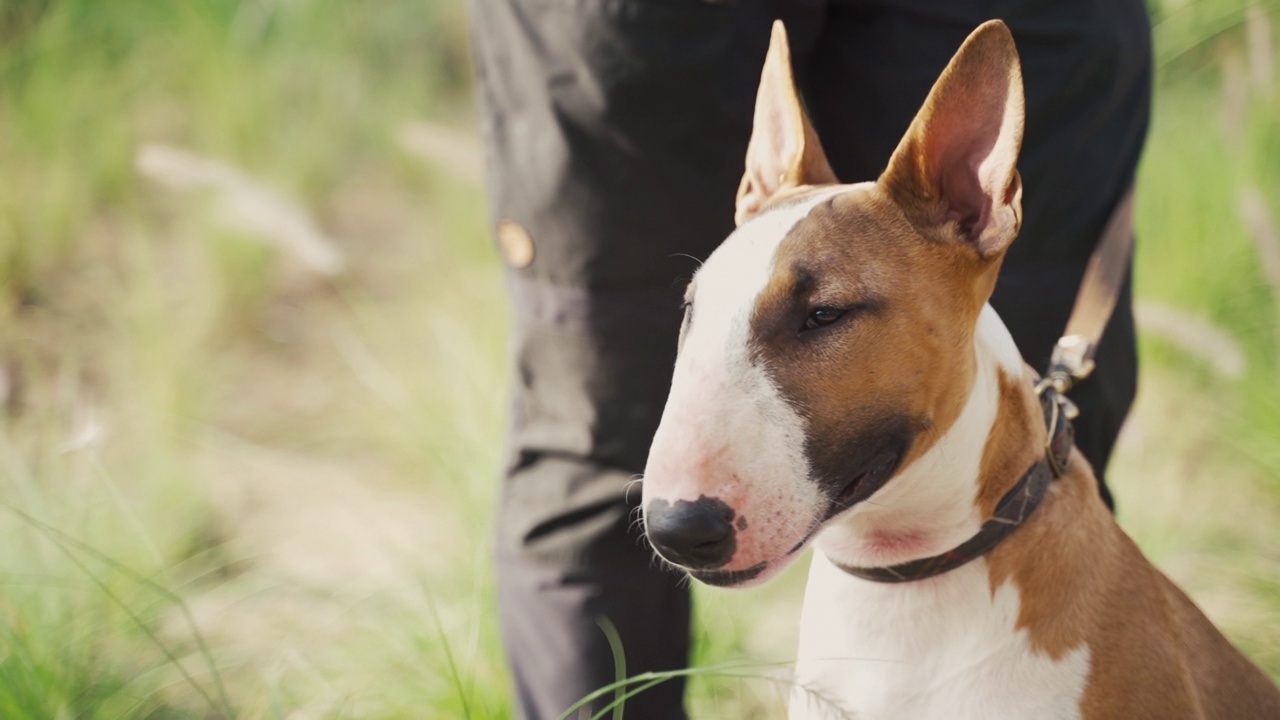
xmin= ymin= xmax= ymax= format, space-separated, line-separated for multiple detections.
xmin=641 ymin=19 xmax=1280 ymax=720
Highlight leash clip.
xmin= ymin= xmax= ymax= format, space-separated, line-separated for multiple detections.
xmin=1034 ymin=373 xmax=1080 ymax=420
xmin=1045 ymin=334 xmax=1096 ymax=395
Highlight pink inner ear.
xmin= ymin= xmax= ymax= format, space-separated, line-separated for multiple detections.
xmin=749 ymin=101 xmax=801 ymax=192
xmin=925 ymin=68 xmax=1018 ymax=248
xmin=879 ymin=21 xmax=1025 ymax=257
xmin=736 ymin=21 xmax=839 ymax=226
xmin=940 ymin=151 xmax=994 ymax=236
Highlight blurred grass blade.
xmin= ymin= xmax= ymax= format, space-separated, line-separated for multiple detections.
xmin=136 ymin=144 xmax=345 ymax=277
xmin=1135 ymin=301 xmax=1247 ymax=379
xmin=1154 ymin=0 xmax=1280 ymax=69
xmin=556 ymin=660 xmax=799 ymax=720
xmin=1238 ymin=185 xmax=1280 ymax=298
xmin=2 ymin=504 xmax=235 ymax=718
xmin=398 ymin=121 xmax=484 ymax=185
xmin=428 ymin=596 xmax=473 ymax=719
xmin=1247 ymin=4 xmax=1274 ymax=97
xmin=597 ymin=616 xmax=627 ymax=720
xmin=590 ymin=678 xmax=666 ymax=720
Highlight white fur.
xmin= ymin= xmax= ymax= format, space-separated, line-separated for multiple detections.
xmin=978 ymin=303 xmax=1025 ymax=377
xmin=791 ymin=555 xmax=1090 ymax=720
xmin=643 ymin=189 xmax=849 ymax=570
xmin=791 ymin=307 xmax=1089 ymax=719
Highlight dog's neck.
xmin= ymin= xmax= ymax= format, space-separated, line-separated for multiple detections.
xmin=792 ymin=307 xmax=1095 ymax=719
xmin=813 ymin=304 xmax=1044 ymax=571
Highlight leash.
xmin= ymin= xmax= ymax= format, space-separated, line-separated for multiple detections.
xmin=840 ymin=185 xmax=1135 ymax=583
xmin=1041 ymin=184 xmax=1137 ymax=401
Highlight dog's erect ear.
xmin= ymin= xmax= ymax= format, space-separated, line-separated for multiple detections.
xmin=735 ymin=21 xmax=838 ymax=227
xmin=879 ymin=20 xmax=1025 ymax=259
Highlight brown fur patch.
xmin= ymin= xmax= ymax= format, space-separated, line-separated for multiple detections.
xmin=975 ymin=369 xmax=1044 ymax=517
xmin=985 ymin=381 xmax=1280 ymax=718
xmin=748 ymin=184 xmax=995 ymax=500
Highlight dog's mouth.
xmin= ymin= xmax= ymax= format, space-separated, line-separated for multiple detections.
xmin=687 ymin=562 xmax=769 ymax=587
xmin=673 ymin=448 xmax=907 ymax=589
xmin=778 ymin=449 xmax=904 ymax=555
xmin=822 ymin=449 xmax=903 ymax=522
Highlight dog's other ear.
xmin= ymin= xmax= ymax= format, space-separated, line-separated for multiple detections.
xmin=735 ymin=21 xmax=838 ymax=226
xmin=879 ymin=20 xmax=1025 ymax=259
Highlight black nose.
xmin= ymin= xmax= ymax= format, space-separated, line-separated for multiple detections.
xmin=645 ymin=496 xmax=737 ymax=570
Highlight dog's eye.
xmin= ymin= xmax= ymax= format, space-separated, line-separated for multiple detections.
xmin=802 ymin=306 xmax=845 ymax=331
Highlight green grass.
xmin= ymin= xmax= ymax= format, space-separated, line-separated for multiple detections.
xmin=0 ymin=0 xmax=1277 ymax=717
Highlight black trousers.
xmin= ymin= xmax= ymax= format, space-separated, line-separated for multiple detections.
xmin=467 ymin=1 xmax=1151 ymax=717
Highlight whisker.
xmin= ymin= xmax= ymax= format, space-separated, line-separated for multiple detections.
xmin=623 ymin=475 xmax=644 ymax=504
xmin=669 ymin=252 xmax=705 ymax=269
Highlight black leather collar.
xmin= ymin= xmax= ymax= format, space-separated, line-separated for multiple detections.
xmin=835 ymin=386 xmax=1074 ymax=583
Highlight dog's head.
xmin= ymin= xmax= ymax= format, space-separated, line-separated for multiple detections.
xmin=641 ymin=20 xmax=1025 ymax=586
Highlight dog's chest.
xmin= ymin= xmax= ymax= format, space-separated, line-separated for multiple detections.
xmin=790 ymin=553 xmax=1091 ymax=720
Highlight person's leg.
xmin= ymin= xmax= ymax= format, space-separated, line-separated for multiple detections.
xmin=467 ymin=1 xmax=823 ymax=717
xmin=493 ymin=281 xmax=696 ymax=719
xmin=800 ymin=0 xmax=1152 ymax=505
